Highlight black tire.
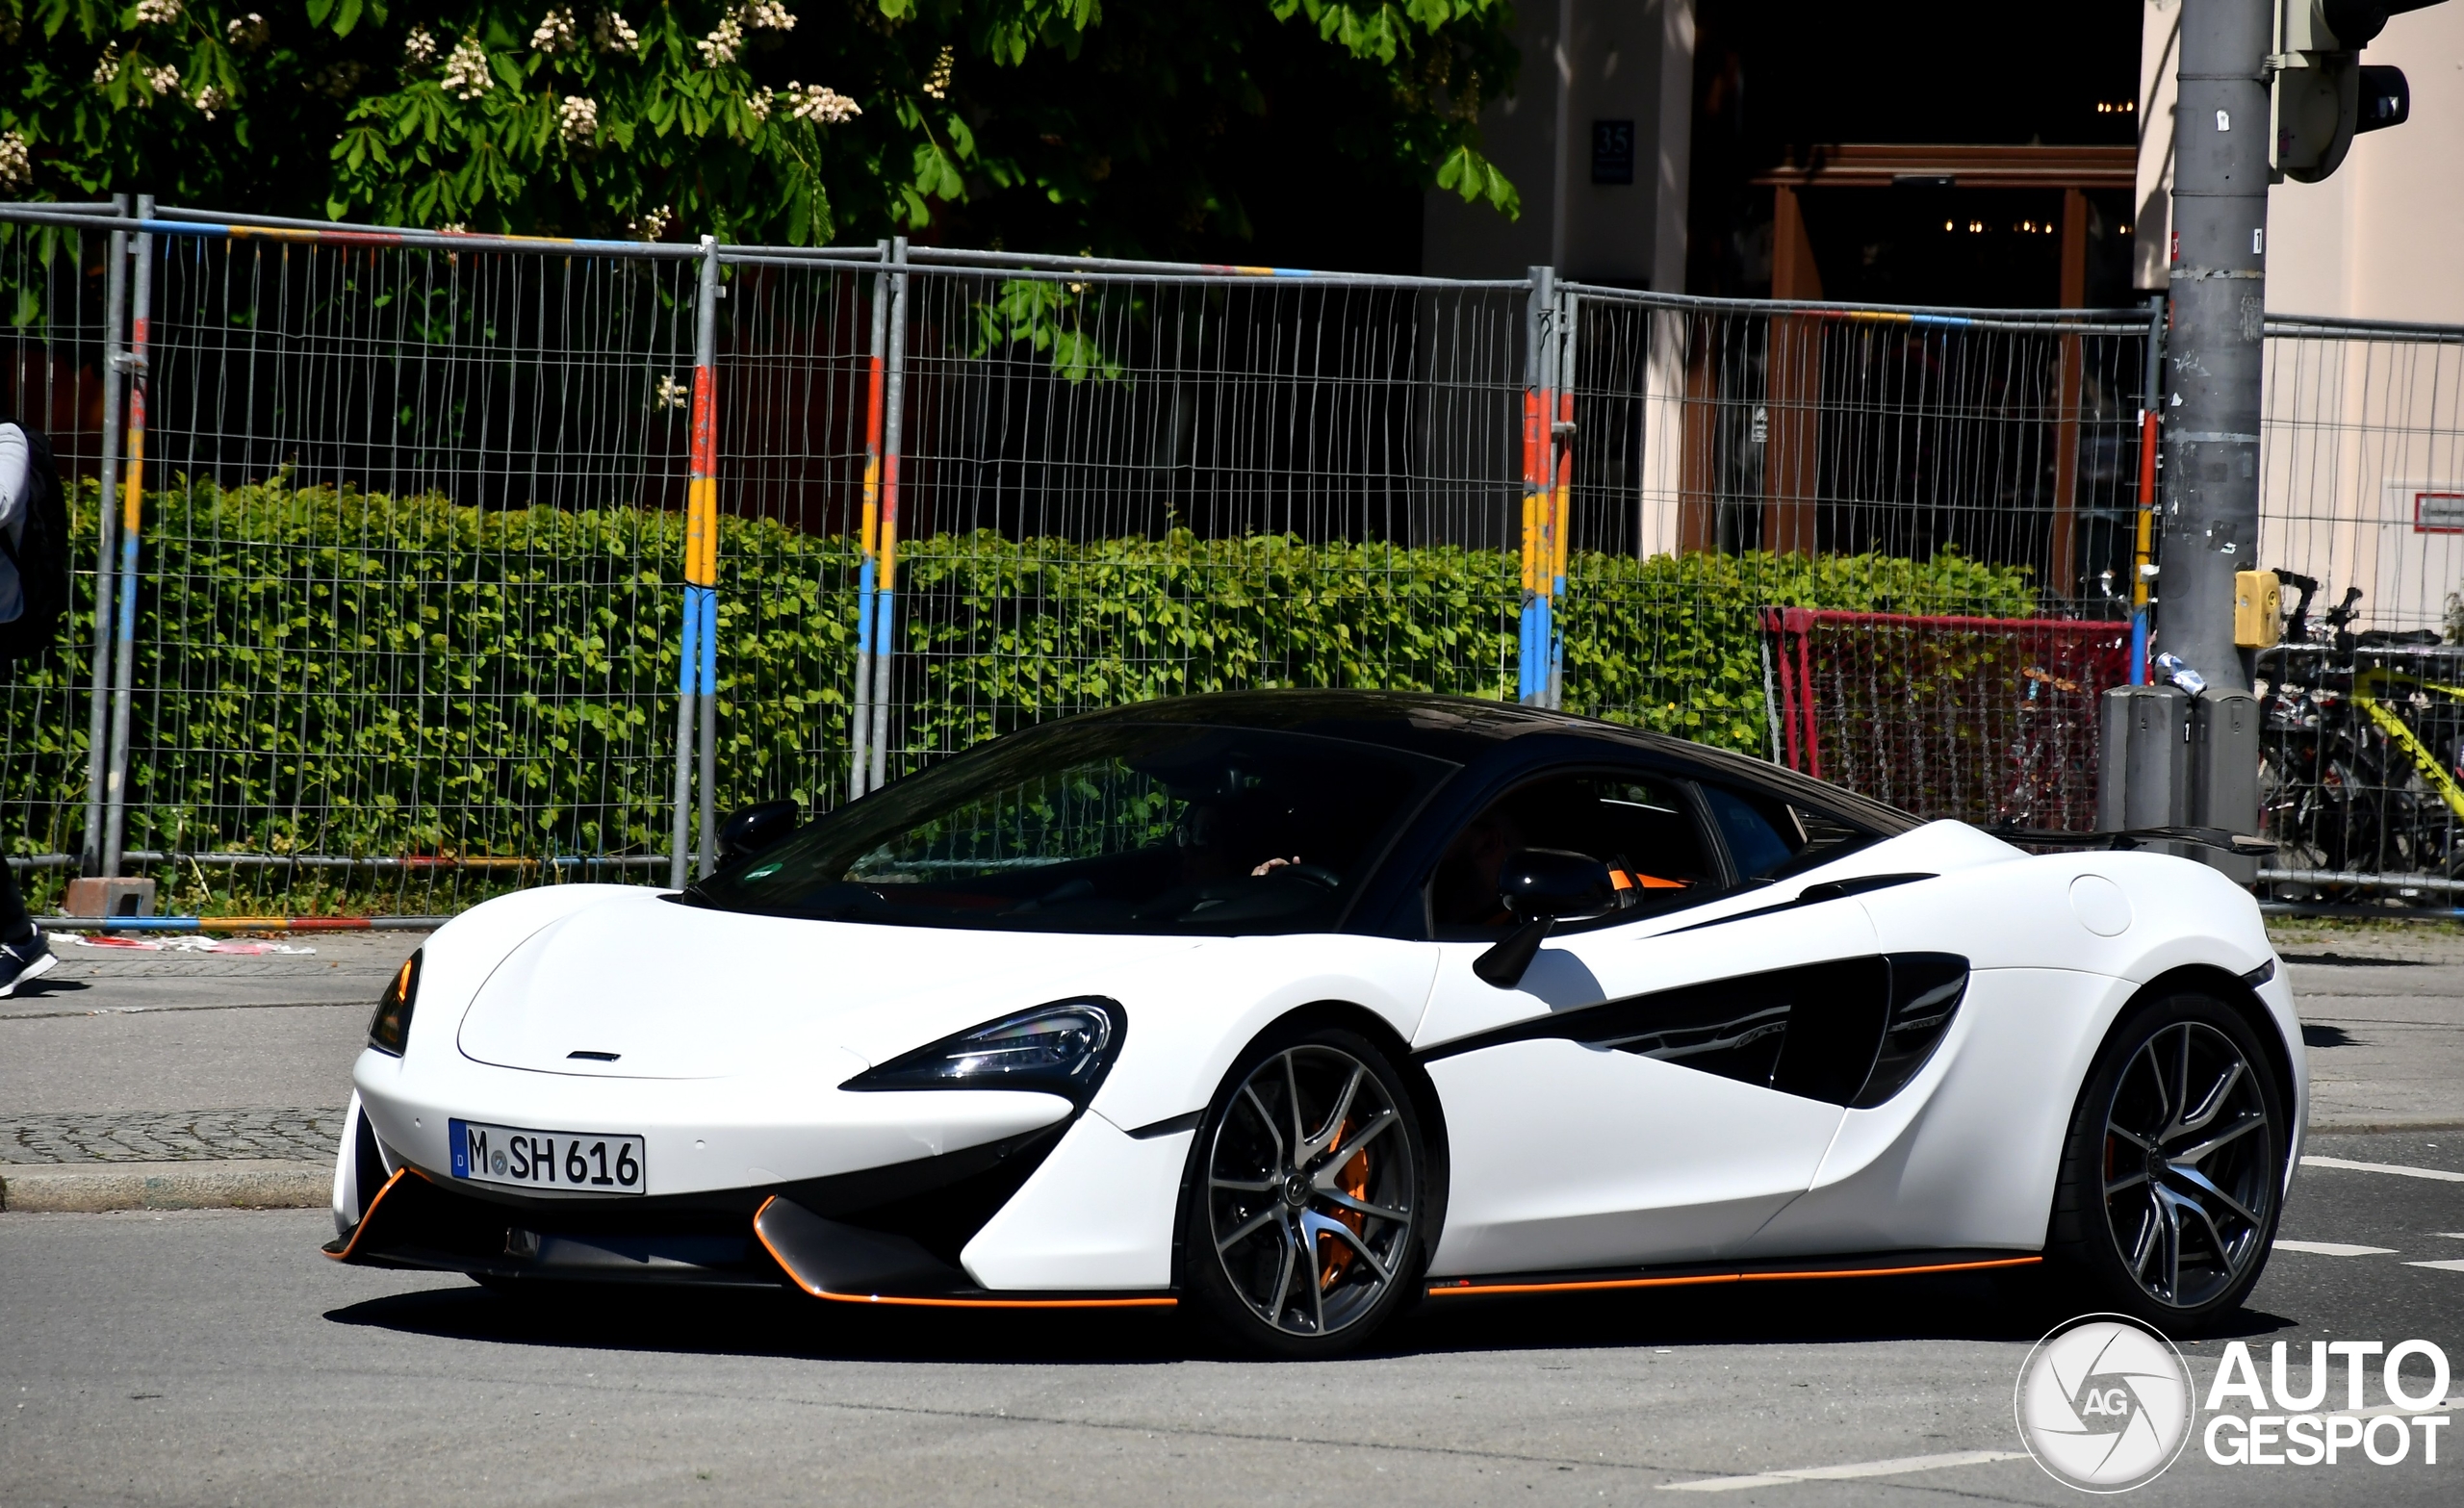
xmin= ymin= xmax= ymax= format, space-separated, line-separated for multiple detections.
xmin=2046 ymin=991 xmax=2287 ymax=1330
xmin=1177 ymin=1023 xmax=1435 ymax=1358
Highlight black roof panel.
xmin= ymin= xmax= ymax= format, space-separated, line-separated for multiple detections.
xmin=1065 ymin=690 xmax=1921 ymax=832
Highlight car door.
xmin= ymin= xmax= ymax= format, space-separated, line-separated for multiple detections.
xmin=1414 ymin=768 xmax=1888 ymax=1279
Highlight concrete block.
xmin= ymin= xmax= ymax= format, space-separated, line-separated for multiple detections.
xmin=61 ymin=877 xmax=158 ymax=918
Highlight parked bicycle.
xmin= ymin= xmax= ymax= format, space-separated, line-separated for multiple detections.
xmin=2256 ymin=571 xmax=2464 ymax=891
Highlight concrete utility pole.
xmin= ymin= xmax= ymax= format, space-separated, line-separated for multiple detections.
xmin=2163 ymin=0 xmax=2271 ymax=698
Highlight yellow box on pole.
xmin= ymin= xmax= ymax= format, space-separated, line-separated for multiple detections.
xmin=2233 ymin=569 xmax=2282 ymax=648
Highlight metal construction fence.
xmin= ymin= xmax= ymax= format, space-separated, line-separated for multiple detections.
xmin=0 ymin=199 xmax=2451 ymax=913
xmin=1763 ymin=609 xmax=2132 ymax=834
xmin=2250 ymin=317 xmax=2464 ymax=901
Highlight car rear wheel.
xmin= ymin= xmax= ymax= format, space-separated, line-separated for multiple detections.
xmin=2047 ymin=992 xmax=2286 ymax=1328
xmin=1180 ymin=1026 xmax=1431 ymax=1358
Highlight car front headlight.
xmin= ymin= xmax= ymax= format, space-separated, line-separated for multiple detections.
xmin=845 ymin=998 xmax=1123 ymax=1104
xmin=368 ymin=950 xmax=422 ymax=1056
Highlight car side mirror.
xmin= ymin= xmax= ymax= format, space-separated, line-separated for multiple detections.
xmin=1474 ymin=849 xmax=1614 ymax=990
xmin=716 ymin=799 xmax=801 ymax=867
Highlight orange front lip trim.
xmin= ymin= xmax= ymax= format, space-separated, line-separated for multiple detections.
xmin=322 ymin=1165 xmax=417 ymax=1262
xmin=1424 ymin=1254 xmax=2041 ymax=1298
xmin=752 ymin=1196 xmax=1177 ymax=1309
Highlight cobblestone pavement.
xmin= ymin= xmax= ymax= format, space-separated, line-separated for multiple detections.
xmin=0 ymin=1107 xmax=346 ymax=1163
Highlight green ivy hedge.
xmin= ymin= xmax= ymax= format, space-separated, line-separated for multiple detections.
xmin=0 ymin=480 xmax=2036 ymax=909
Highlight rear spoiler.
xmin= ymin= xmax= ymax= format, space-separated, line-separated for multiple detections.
xmin=1987 ymin=825 xmax=2276 ymax=856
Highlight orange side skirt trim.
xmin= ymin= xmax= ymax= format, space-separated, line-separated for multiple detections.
xmin=1424 ymin=1253 xmax=2041 ymax=1298
xmin=752 ymin=1195 xmax=1178 ymax=1309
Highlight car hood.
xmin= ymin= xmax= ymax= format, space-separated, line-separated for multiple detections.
xmin=453 ymin=889 xmax=1199 ymax=1080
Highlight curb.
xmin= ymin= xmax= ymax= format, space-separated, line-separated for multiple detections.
xmin=0 ymin=1160 xmax=330 ymax=1213
xmin=2307 ymin=1118 xmax=2464 ymax=1136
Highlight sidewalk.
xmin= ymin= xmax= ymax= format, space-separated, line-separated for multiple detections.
xmin=2269 ymin=919 xmax=2464 ymax=1133
xmin=4 ymin=921 xmax=2461 ymax=1213
xmin=0 ymin=932 xmax=423 ymax=1212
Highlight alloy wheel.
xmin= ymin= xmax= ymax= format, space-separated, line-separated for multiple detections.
xmin=1206 ymin=1044 xmax=1417 ymax=1339
xmin=2100 ymin=1020 xmax=2276 ymax=1310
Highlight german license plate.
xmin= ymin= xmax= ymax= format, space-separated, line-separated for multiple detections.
xmin=449 ymin=1119 xmax=645 ymax=1194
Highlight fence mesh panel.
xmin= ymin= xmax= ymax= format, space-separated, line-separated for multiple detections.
xmin=2255 ymin=317 xmax=2464 ymax=895
xmin=8 ymin=205 xmax=2463 ymax=914
xmin=710 ymin=256 xmax=876 ymax=817
xmin=880 ymin=268 xmax=1529 ymax=773
xmin=1765 ymin=609 xmax=2131 ymax=831
xmin=1558 ymin=292 xmax=2149 ymax=753
xmin=38 ymin=234 xmax=708 ymax=912
xmin=0 ymin=219 xmax=111 ymax=895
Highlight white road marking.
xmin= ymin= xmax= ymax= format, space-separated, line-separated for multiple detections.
xmin=2439 ymin=1232 xmax=2464 ymax=1240
xmin=1658 ymin=1450 xmax=2025 ymax=1492
xmin=2403 ymin=1259 xmax=2464 ymax=1273
xmin=2272 ymin=1240 xmax=2399 ymax=1256
xmin=2323 ymin=1395 xmax=2464 ymax=1419
xmin=2301 ymin=1156 xmax=2464 ymax=1183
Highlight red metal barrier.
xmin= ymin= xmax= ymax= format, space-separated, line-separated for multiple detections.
xmin=1761 ymin=608 xmax=2130 ymax=831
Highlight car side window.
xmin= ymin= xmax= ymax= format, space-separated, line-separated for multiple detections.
xmin=1698 ymin=781 xmax=1879 ymax=882
xmin=1699 ymin=783 xmax=1799 ymax=881
xmin=1427 ymin=771 xmax=1720 ymax=937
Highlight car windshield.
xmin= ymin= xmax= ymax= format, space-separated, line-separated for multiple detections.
xmin=685 ymin=722 xmax=1455 ymax=934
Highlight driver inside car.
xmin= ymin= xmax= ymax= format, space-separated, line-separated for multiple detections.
xmin=1175 ymin=782 xmax=1322 ymax=885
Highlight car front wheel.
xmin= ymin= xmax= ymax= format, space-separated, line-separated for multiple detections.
xmin=1180 ymin=1025 xmax=1432 ymax=1358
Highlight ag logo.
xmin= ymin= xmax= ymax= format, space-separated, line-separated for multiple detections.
xmin=2015 ymin=1315 xmax=2196 ymax=1493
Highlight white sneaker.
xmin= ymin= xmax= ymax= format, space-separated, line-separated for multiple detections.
xmin=0 ymin=930 xmax=58 ymax=998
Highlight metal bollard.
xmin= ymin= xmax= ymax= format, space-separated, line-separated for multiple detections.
xmin=2097 ymin=684 xmax=2191 ymax=833
xmin=2189 ymin=690 xmax=2261 ymax=883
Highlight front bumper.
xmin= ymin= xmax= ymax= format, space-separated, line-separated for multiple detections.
xmin=326 ymin=1100 xmax=1189 ymax=1304
xmin=329 ymin=1106 xmax=1077 ymax=1291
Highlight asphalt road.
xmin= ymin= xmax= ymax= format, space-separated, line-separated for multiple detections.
xmin=0 ymin=933 xmax=424 ymax=1116
xmin=3 ymin=1129 xmax=2458 ymax=1508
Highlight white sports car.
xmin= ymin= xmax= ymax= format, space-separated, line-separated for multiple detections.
xmin=328 ymin=691 xmax=2301 ymax=1356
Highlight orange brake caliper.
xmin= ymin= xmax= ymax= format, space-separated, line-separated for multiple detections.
xmin=1318 ymin=1118 xmax=1373 ymax=1290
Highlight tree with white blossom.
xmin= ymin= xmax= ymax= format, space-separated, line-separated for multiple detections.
xmin=0 ymin=0 xmax=1522 ymax=255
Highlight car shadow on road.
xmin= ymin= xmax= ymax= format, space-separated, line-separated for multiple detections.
xmin=325 ymin=1283 xmax=1194 ymax=1365
xmin=1386 ymin=1269 xmax=2302 ymax=1355
xmin=324 ymin=1265 xmax=2302 ymax=1366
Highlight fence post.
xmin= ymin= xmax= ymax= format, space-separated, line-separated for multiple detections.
xmin=2129 ymin=292 xmax=2168 ymax=684
xmin=100 ymin=193 xmax=152 ymax=879
xmin=670 ymin=239 xmax=721 ymax=889
xmin=79 ymin=195 xmax=129 ymax=878
xmin=694 ymin=243 xmax=723 ymax=878
xmin=867 ymin=239 xmax=910 ymax=794
xmin=1549 ymin=286 xmax=1577 ymax=709
xmin=849 ymin=250 xmax=890 ymax=801
xmin=1519 ymin=268 xmax=1552 ymax=705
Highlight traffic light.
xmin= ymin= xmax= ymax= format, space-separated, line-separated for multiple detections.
xmin=2271 ymin=1 xmax=2439 ymax=182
